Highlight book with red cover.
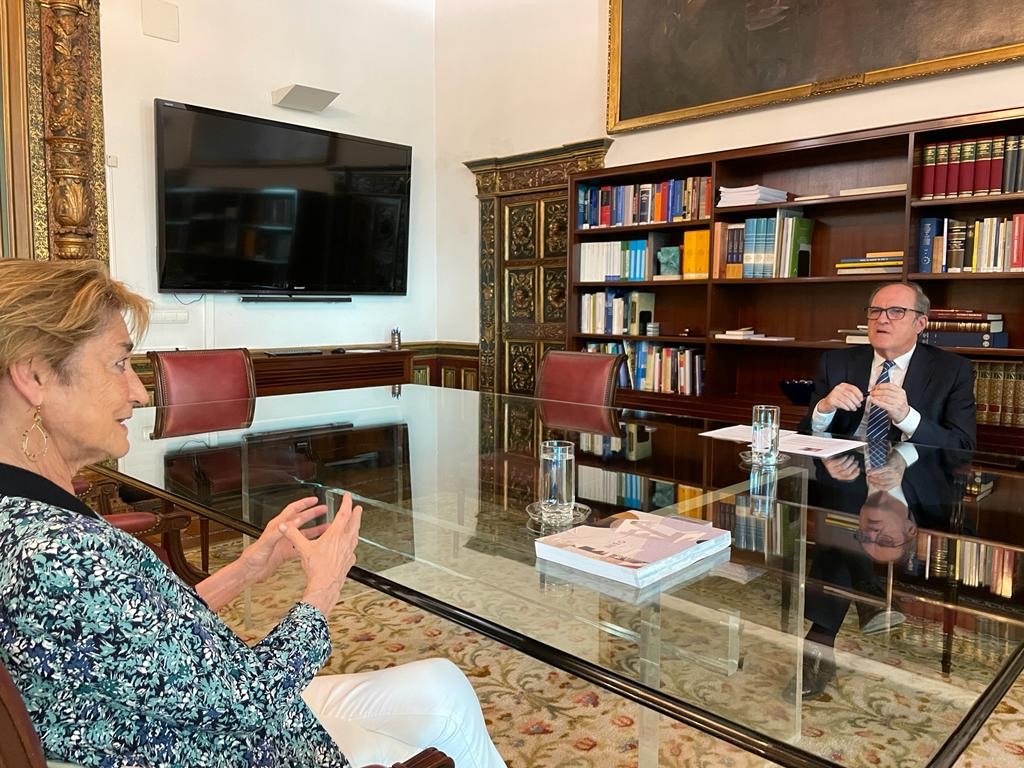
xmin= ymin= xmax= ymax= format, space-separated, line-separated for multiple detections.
xmin=946 ymin=141 xmax=962 ymax=198
xmin=933 ymin=142 xmax=950 ymax=199
xmin=974 ymin=138 xmax=993 ymax=196
xmin=990 ymin=136 xmax=1006 ymax=194
xmin=920 ymin=143 xmax=937 ymax=199
xmin=599 ymin=186 xmax=612 ymax=227
xmin=958 ymin=140 xmax=977 ymax=197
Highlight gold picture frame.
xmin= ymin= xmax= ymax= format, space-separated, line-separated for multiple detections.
xmin=608 ymin=0 xmax=1024 ymax=134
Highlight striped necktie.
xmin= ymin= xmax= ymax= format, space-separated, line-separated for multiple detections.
xmin=866 ymin=359 xmax=896 ymax=443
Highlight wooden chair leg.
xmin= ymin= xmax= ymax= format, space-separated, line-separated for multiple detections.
xmin=200 ymin=518 xmax=210 ymax=572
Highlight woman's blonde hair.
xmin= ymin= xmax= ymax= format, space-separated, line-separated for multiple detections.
xmin=0 ymin=259 xmax=150 ymax=382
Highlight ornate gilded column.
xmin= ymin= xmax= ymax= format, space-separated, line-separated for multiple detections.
xmin=17 ymin=0 xmax=108 ymax=262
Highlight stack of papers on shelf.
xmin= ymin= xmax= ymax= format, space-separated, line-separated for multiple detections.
xmin=712 ymin=327 xmax=795 ymax=341
xmin=534 ymin=510 xmax=731 ymax=588
xmin=840 ymin=325 xmax=870 ymax=344
xmin=718 ymin=184 xmax=789 ymax=207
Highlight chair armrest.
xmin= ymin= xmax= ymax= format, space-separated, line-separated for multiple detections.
xmin=364 ymin=747 xmax=454 ymax=768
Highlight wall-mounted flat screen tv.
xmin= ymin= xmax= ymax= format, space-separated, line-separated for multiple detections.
xmin=155 ymin=99 xmax=411 ymax=296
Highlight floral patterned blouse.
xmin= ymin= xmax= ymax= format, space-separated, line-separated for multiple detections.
xmin=0 ymin=463 xmax=350 ymax=768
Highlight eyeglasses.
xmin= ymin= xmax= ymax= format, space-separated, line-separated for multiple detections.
xmin=865 ymin=306 xmax=924 ymax=321
xmin=853 ymin=530 xmax=909 ymax=549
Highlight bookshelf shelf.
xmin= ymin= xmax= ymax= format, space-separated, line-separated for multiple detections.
xmin=908 ymin=272 xmax=1024 ymax=280
xmin=714 ymin=190 xmax=908 ymax=215
xmin=568 ymin=106 xmax=1024 ymax=453
xmin=577 ymin=218 xmax=712 ymax=235
xmin=911 ymin=191 xmax=1024 ymax=208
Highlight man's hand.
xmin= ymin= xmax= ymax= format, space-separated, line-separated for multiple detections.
xmin=818 ymin=382 xmax=864 ymax=414
xmin=866 ymin=449 xmax=908 ymax=491
xmin=823 ymin=454 xmax=861 ymax=482
xmin=868 ymin=382 xmax=911 ymax=423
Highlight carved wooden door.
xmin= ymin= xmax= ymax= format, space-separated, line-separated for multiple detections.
xmin=466 ymin=139 xmax=610 ymax=397
xmin=500 ymin=191 xmax=569 ymax=395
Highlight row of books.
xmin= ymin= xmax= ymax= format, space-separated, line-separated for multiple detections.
xmin=975 ymin=360 xmax=1024 ymax=426
xmin=716 ymin=212 xmax=815 ymax=279
xmin=917 ymin=136 xmax=1024 ymax=200
xmin=912 ymin=533 xmax=1020 ymax=598
xmin=578 ymin=424 xmax=653 ymax=462
xmin=577 ymin=176 xmax=713 ymax=230
xmin=917 ymin=215 xmax=1024 ymax=274
xmin=576 ymin=239 xmax=649 ymax=282
xmin=627 ymin=343 xmax=704 ymax=395
xmin=578 ymin=290 xmax=653 ymax=335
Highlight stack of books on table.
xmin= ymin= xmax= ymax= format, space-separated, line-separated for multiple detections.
xmin=834 ymin=251 xmax=905 ymax=275
xmin=534 ymin=510 xmax=732 ymax=588
xmin=922 ymin=308 xmax=1008 ymax=348
xmin=717 ymin=184 xmax=789 ymax=207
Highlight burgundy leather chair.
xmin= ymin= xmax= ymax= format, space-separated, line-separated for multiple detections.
xmin=72 ymin=474 xmax=206 ymax=586
xmin=148 ymin=348 xmax=257 ymax=438
xmin=0 ymin=656 xmax=452 ymax=768
xmin=535 ymin=350 xmax=626 ymax=436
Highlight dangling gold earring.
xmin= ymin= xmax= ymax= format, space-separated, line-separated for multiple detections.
xmin=21 ymin=406 xmax=49 ymax=462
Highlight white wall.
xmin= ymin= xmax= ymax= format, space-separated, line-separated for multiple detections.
xmin=100 ymin=0 xmax=437 ymax=351
xmin=433 ymin=0 xmax=1024 ymax=341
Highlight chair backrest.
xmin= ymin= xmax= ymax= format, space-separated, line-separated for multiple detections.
xmin=0 ymin=656 xmax=46 ymax=768
xmin=535 ymin=350 xmax=625 ymax=407
xmin=149 ymin=349 xmax=257 ymax=438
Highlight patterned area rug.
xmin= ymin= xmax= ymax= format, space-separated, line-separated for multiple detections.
xmin=208 ymin=540 xmax=1024 ymax=767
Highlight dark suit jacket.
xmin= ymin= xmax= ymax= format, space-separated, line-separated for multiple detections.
xmin=798 ymin=343 xmax=976 ymax=451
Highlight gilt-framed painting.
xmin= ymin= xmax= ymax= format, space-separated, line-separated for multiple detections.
xmin=608 ymin=0 xmax=1024 ymax=133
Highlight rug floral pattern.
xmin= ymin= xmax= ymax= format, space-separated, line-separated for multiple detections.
xmin=209 ymin=541 xmax=1024 ymax=767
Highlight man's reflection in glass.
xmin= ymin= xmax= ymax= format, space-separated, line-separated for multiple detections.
xmin=789 ymin=440 xmax=964 ymax=700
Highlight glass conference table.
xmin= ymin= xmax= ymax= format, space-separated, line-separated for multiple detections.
xmin=94 ymin=384 xmax=1024 ymax=768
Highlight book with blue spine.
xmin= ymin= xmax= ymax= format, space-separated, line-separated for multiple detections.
xmin=918 ymin=217 xmax=940 ymax=272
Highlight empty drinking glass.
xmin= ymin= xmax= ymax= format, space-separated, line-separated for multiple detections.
xmin=538 ymin=440 xmax=576 ymax=525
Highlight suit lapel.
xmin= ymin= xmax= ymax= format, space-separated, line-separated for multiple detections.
xmin=902 ymin=344 xmax=932 ymax=410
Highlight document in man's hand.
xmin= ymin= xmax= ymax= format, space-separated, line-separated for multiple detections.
xmin=533 ymin=511 xmax=731 ymax=588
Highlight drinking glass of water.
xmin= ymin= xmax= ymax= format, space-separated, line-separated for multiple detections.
xmin=751 ymin=404 xmax=781 ymax=465
xmin=538 ymin=440 xmax=576 ymax=525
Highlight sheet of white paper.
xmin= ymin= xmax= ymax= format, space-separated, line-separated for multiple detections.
xmin=699 ymin=425 xmax=863 ymax=458
xmin=698 ymin=424 xmax=798 ymax=443
xmin=777 ymin=433 xmax=864 ymax=457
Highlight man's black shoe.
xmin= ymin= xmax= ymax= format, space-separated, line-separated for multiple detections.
xmin=785 ymin=644 xmax=836 ymax=701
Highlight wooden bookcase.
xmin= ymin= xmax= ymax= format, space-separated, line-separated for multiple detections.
xmin=567 ymin=107 xmax=1024 ymax=454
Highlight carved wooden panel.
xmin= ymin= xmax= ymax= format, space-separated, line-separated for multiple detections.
xmin=541 ymin=266 xmax=567 ymax=323
xmin=505 ymin=267 xmax=536 ymax=322
xmin=503 ymin=400 xmax=538 ymax=456
xmin=478 ymin=198 xmax=497 ymax=392
xmin=505 ymin=341 xmax=537 ymax=396
xmin=505 ymin=201 xmax=537 ymax=262
xmin=541 ymin=198 xmax=568 ymax=259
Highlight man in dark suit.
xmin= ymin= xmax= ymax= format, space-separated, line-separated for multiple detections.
xmin=798 ymin=282 xmax=976 ymax=451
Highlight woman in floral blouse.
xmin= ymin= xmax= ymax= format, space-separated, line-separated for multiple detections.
xmin=0 ymin=259 xmax=505 ymax=768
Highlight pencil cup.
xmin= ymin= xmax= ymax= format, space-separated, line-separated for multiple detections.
xmin=751 ymin=404 xmax=781 ymax=465
xmin=390 ymin=329 xmax=401 ymax=350
xmin=538 ymin=440 xmax=576 ymax=525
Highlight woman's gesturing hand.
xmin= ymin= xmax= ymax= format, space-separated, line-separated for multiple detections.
xmin=238 ymin=497 xmax=329 ymax=585
xmin=278 ymin=491 xmax=363 ymax=616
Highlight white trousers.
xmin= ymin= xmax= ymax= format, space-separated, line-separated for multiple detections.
xmin=302 ymin=658 xmax=507 ymax=768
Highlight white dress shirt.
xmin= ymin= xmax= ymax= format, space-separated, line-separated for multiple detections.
xmin=811 ymin=345 xmax=921 ymax=440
